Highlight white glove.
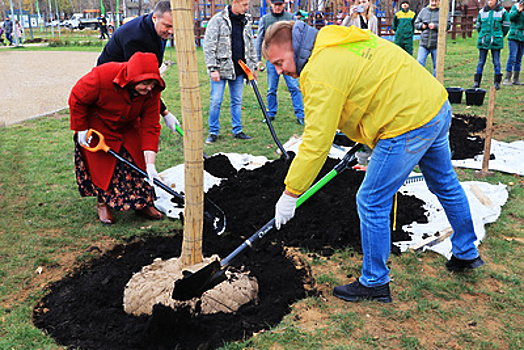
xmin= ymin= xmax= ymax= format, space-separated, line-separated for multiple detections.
xmin=146 ymin=163 xmax=160 ymax=186
xmin=275 ymin=191 xmax=298 ymax=230
xmin=77 ymin=130 xmax=90 ymax=148
xmin=162 ymin=112 xmax=181 ymax=133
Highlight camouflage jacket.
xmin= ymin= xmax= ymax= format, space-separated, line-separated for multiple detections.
xmin=203 ymin=7 xmax=257 ymax=79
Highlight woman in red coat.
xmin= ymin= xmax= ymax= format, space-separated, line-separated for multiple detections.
xmin=70 ymin=52 xmax=165 ymax=224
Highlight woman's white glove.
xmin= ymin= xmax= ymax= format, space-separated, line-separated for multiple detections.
xmin=275 ymin=191 xmax=298 ymax=230
xmin=77 ymin=130 xmax=90 ymax=148
xmin=146 ymin=163 xmax=160 ymax=186
xmin=162 ymin=112 xmax=181 ymax=133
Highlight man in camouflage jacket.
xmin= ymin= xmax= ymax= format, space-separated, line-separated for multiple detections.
xmin=203 ymin=0 xmax=257 ymax=143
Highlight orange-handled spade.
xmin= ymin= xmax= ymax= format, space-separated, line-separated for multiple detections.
xmin=238 ymin=60 xmax=289 ymax=160
xmin=82 ymin=129 xmax=226 ymax=235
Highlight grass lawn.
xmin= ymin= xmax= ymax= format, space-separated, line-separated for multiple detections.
xmin=0 ymin=32 xmax=523 ymax=349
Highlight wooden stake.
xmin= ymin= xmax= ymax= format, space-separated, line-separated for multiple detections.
xmin=435 ymin=0 xmax=450 ymax=84
xmin=171 ymin=0 xmax=205 ymax=266
xmin=475 ymin=86 xmax=496 ymax=178
xmin=409 ymin=227 xmax=453 ymax=252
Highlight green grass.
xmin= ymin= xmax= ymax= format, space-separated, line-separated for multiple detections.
xmin=1 ymin=32 xmax=523 ymax=349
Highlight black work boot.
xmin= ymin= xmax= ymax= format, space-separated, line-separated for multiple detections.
xmin=446 ymin=255 xmax=485 ymax=272
xmin=333 ymin=280 xmax=392 ymax=303
xmin=472 ymin=73 xmax=482 ymax=88
xmin=494 ymin=73 xmax=503 ymax=90
xmin=513 ymin=71 xmax=522 ymax=85
xmin=502 ymin=71 xmax=513 ymax=86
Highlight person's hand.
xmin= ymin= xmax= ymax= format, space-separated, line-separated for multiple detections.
xmin=275 ymin=191 xmax=298 ymax=230
xmin=211 ymin=70 xmax=220 ymax=82
xmin=162 ymin=112 xmax=181 ymax=133
xmin=257 ymin=61 xmax=265 ymax=72
xmin=428 ymin=23 xmax=435 ymax=30
xmin=146 ymin=163 xmax=160 ymax=186
xmin=77 ymin=129 xmax=90 ymax=148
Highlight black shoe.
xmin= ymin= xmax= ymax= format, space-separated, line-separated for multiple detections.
xmin=205 ymin=134 xmax=217 ymax=144
xmin=262 ymin=116 xmax=275 ymax=123
xmin=233 ymin=132 xmax=253 ymax=140
xmin=296 ymin=118 xmax=305 ymax=125
xmin=446 ymin=255 xmax=485 ymax=272
xmin=333 ymin=280 xmax=392 ymax=303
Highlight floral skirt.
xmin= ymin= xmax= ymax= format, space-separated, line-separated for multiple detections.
xmin=74 ymin=140 xmax=155 ymax=211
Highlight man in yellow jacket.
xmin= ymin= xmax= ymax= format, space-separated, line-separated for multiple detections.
xmin=262 ymin=21 xmax=484 ymax=303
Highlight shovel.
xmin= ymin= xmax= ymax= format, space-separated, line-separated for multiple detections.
xmin=172 ymin=143 xmax=362 ymax=300
xmin=83 ymin=129 xmax=226 ymax=235
xmin=238 ymin=60 xmax=290 ymax=160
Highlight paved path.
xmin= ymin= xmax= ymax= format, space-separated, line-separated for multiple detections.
xmin=0 ymin=50 xmax=101 ymax=127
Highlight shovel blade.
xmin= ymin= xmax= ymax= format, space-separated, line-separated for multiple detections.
xmin=172 ymin=260 xmax=225 ymax=301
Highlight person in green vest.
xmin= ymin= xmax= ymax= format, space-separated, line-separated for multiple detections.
xmin=392 ymin=0 xmax=416 ymax=55
xmin=502 ymin=0 xmax=524 ymax=85
xmin=472 ymin=0 xmax=510 ymax=90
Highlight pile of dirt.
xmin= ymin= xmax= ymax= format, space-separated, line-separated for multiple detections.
xmin=450 ymin=114 xmax=486 ymax=160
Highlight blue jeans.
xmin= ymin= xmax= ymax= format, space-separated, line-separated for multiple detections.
xmin=208 ymin=75 xmax=244 ymax=136
xmin=476 ymin=49 xmax=501 ymax=75
xmin=506 ymin=39 xmax=524 ymax=73
xmin=356 ymin=101 xmax=479 ymax=287
xmin=266 ymin=61 xmax=305 ymax=120
xmin=417 ymin=46 xmax=437 ymax=76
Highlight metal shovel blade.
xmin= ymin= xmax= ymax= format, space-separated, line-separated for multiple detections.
xmin=172 ymin=260 xmax=223 ymax=301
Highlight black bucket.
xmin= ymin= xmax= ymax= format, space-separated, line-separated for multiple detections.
xmin=465 ymin=88 xmax=487 ymax=106
xmin=446 ymin=87 xmax=464 ymax=104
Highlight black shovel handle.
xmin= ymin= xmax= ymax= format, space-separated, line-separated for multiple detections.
xmin=238 ymin=60 xmax=290 ymax=160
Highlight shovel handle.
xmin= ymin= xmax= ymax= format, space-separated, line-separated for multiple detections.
xmin=238 ymin=59 xmax=255 ymax=81
xmin=82 ymin=129 xmax=110 ymax=153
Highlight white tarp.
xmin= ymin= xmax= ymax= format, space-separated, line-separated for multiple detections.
xmin=452 ymin=140 xmax=524 ymax=176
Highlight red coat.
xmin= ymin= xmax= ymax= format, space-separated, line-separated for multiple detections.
xmin=69 ymin=52 xmax=165 ymax=191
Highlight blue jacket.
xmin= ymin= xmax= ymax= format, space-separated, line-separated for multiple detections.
xmin=97 ymin=13 xmax=166 ymax=67
xmin=292 ymin=21 xmax=319 ymax=75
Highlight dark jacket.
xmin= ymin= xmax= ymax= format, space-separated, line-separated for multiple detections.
xmin=97 ymin=13 xmax=165 ymax=67
xmin=476 ymin=4 xmax=510 ymax=50
xmin=70 ymin=52 xmax=165 ymax=191
xmin=415 ymin=6 xmax=451 ymax=49
xmin=3 ymin=18 xmax=13 ymax=33
xmin=292 ymin=21 xmax=319 ymax=76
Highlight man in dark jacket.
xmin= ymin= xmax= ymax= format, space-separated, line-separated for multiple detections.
xmin=97 ymin=1 xmax=180 ymax=133
xmin=415 ymin=0 xmax=450 ymax=75
xmin=3 ymin=16 xmax=13 ymax=45
xmin=256 ymin=0 xmax=305 ymax=125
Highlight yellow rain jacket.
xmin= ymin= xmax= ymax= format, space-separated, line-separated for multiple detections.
xmin=285 ymin=25 xmax=448 ymax=195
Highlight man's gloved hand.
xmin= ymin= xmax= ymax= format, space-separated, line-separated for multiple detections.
xmin=146 ymin=163 xmax=160 ymax=186
xmin=275 ymin=191 xmax=298 ymax=230
xmin=162 ymin=112 xmax=181 ymax=133
xmin=77 ymin=130 xmax=90 ymax=148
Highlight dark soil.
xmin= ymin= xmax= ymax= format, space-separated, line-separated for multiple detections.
xmin=33 ymin=114 xmax=485 ymax=349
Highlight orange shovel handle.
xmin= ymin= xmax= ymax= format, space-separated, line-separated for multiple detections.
xmin=83 ymin=129 xmax=110 ymax=153
xmin=238 ymin=60 xmax=254 ymax=81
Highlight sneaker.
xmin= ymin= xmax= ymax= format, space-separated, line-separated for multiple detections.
xmin=333 ymin=280 xmax=392 ymax=303
xmin=205 ymin=134 xmax=217 ymax=144
xmin=262 ymin=116 xmax=275 ymax=123
xmin=233 ymin=132 xmax=253 ymax=140
xmin=446 ymin=255 xmax=485 ymax=272
xmin=296 ymin=118 xmax=305 ymax=125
